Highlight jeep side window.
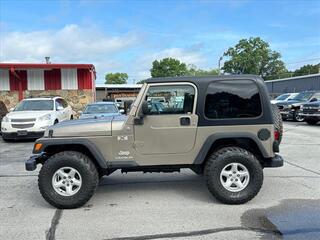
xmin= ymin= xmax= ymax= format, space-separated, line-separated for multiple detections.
xmin=205 ymin=80 xmax=262 ymax=119
xmin=145 ymin=85 xmax=195 ymax=115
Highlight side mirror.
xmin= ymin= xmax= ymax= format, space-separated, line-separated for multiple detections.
xmin=310 ymin=98 xmax=318 ymax=102
xmin=9 ymin=108 xmax=14 ymax=112
xmin=119 ymin=109 xmax=125 ymax=114
xmin=56 ymin=106 xmax=63 ymax=111
xmin=141 ymin=101 xmax=149 ymax=115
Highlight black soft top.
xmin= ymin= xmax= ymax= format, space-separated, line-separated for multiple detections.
xmin=146 ymin=74 xmax=264 ymax=85
xmin=146 ymin=74 xmax=273 ymax=126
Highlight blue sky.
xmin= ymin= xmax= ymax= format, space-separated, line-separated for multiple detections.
xmin=1 ymin=0 xmax=319 ymax=84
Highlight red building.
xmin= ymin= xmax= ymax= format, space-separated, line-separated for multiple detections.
xmin=0 ymin=63 xmax=96 ymax=113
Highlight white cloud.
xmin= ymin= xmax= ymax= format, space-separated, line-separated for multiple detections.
xmin=0 ymin=24 xmax=140 ymax=81
xmin=0 ymin=24 xmax=209 ymax=83
xmin=153 ymin=48 xmax=205 ymax=65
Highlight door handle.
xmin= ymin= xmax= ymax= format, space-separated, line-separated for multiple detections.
xmin=180 ymin=117 xmax=191 ymax=126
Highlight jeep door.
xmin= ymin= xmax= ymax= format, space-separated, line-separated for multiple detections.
xmin=134 ymin=83 xmax=198 ymax=155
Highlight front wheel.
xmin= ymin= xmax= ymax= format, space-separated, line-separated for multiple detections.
xmin=204 ymin=147 xmax=263 ymax=204
xmin=293 ymin=111 xmax=304 ymax=122
xmin=38 ymin=151 xmax=99 ymax=209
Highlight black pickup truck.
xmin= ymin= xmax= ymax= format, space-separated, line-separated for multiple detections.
xmin=276 ymin=91 xmax=320 ymax=122
xmin=300 ymin=100 xmax=320 ymax=125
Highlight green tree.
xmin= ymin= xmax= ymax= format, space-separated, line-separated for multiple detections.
xmin=150 ymin=58 xmax=188 ymax=78
xmin=293 ymin=63 xmax=319 ymax=77
xmin=105 ymin=72 xmax=128 ymax=84
xmin=186 ymin=64 xmax=219 ymax=76
xmin=136 ymin=79 xmax=147 ymax=84
xmin=222 ymin=37 xmax=287 ymax=79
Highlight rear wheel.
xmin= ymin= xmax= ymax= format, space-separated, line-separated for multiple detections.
xmin=38 ymin=151 xmax=99 ymax=209
xmin=204 ymin=147 xmax=263 ymax=204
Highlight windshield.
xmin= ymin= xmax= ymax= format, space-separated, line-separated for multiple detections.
xmin=292 ymin=92 xmax=313 ymax=101
xmin=84 ymin=104 xmax=118 ymax=114
xmin=14 ymin=100 xmax=54 ymax=111
xmin=129 ymin=83 xmax=147 ymax=116
xmin=275 ymin=94 xmax=290 ymax=101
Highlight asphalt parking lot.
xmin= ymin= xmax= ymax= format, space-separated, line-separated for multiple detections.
xmin=0 ymin=122 xmax=319 ymax=240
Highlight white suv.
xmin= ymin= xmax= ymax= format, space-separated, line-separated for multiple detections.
xmin=1 ymin=97 xmax=73 ymax=141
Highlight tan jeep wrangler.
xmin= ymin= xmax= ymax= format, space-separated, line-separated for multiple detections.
xmin=26 ymin=75 xmax=283 ymax=209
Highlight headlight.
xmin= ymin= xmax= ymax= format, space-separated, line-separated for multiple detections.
xmin=288 ymin=105 xmax=292 ymax=108
xmin=38 ymin=114 xmax=51 ymax=121
xmin=2 ymin=116 xmax=9 ymax=122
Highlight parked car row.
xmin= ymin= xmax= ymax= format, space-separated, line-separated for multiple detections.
xmin=0 ymin=97 xmax=125 ymax=141
xmin=273 ymin=91 xmax=320 ymax=125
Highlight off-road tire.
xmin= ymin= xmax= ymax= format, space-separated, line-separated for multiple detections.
xmin=305 ymin=119 xmax=319 ymax=125
xmin=38 ymin=151 xmax=99 ymax=209
xmin=271 ymin=104 xmax=283 ymax=143
xmin=204 ymin=147 xmax=263 ymax=204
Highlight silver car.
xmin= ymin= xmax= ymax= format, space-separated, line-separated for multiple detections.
xmin=79 ymin=102 xmax=124 ymax=119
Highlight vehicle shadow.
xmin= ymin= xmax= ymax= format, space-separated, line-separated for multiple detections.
xmin=0 ymin=136 xmax=36 ymax=143
xmin=96 ymin=172 xmax=217 ymax=204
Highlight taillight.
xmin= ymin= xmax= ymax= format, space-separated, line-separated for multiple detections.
xmin=274 ymin=130 xmax=279 ymax=141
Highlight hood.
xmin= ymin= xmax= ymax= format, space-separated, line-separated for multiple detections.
xmin=303 ymin=101 xmax=320 ymax=107
xmin=47 ymin=115 xmax=127 ymax=137
xmin=79 ymin=112 xmax=121 ymax=119
xmin=6 ymin=110 xmax=53 ymax=119
xmin=276 ymin=99 xmax=304 ymax=106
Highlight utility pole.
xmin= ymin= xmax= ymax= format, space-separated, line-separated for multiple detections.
xmin=218 ymin=56 xmax=223 ymax=75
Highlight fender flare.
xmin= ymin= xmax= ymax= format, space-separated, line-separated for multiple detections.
xmin=193 ymin=132 xmax=269 ymax=164
xmin=34 ymin=138 xmax=108 ymax=169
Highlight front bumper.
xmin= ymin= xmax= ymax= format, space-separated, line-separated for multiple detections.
xmin=299 ymin=113 xmax=320 ymax=117
xmin=25 ymin=153 xmax=47 ymax=171
xmin=2 ymin=131 xmax=45 ymax=140
xmin=263 ymin=154 xmax=284 ymax=168
xmin=279 ymin=110 xmax=294 ymax=119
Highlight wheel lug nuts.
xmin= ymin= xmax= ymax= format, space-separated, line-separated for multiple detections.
xmin=68 ymin=176 xmax=71 ymax=179
xmin=63 ymin=176 xmax=66 ymax=179
xmin=62 ymin=181 xmax=65 ymax=184
xmin=235 ymin=179 xmax=238 ymax=181
xmin=229 ymin=174 xmax=232 ymax=177
xmin=70 ymin=180 xmax=73 ymax=183
xmin=67 ymin=184 xmax=70 ymax=186
xmin=237 ymin=174 xmax=240 ymax=177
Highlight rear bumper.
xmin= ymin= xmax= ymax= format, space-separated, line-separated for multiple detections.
xmin=263 ymin=154 xmax=284 ymax=168
xmin=25 ymin=153 xmax=47 ymax=171
xmin=2 ymin=131 xmax=44 ymax=140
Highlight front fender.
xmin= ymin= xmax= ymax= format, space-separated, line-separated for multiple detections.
xmin=33 ymin=138 xmax=108 ymax=169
